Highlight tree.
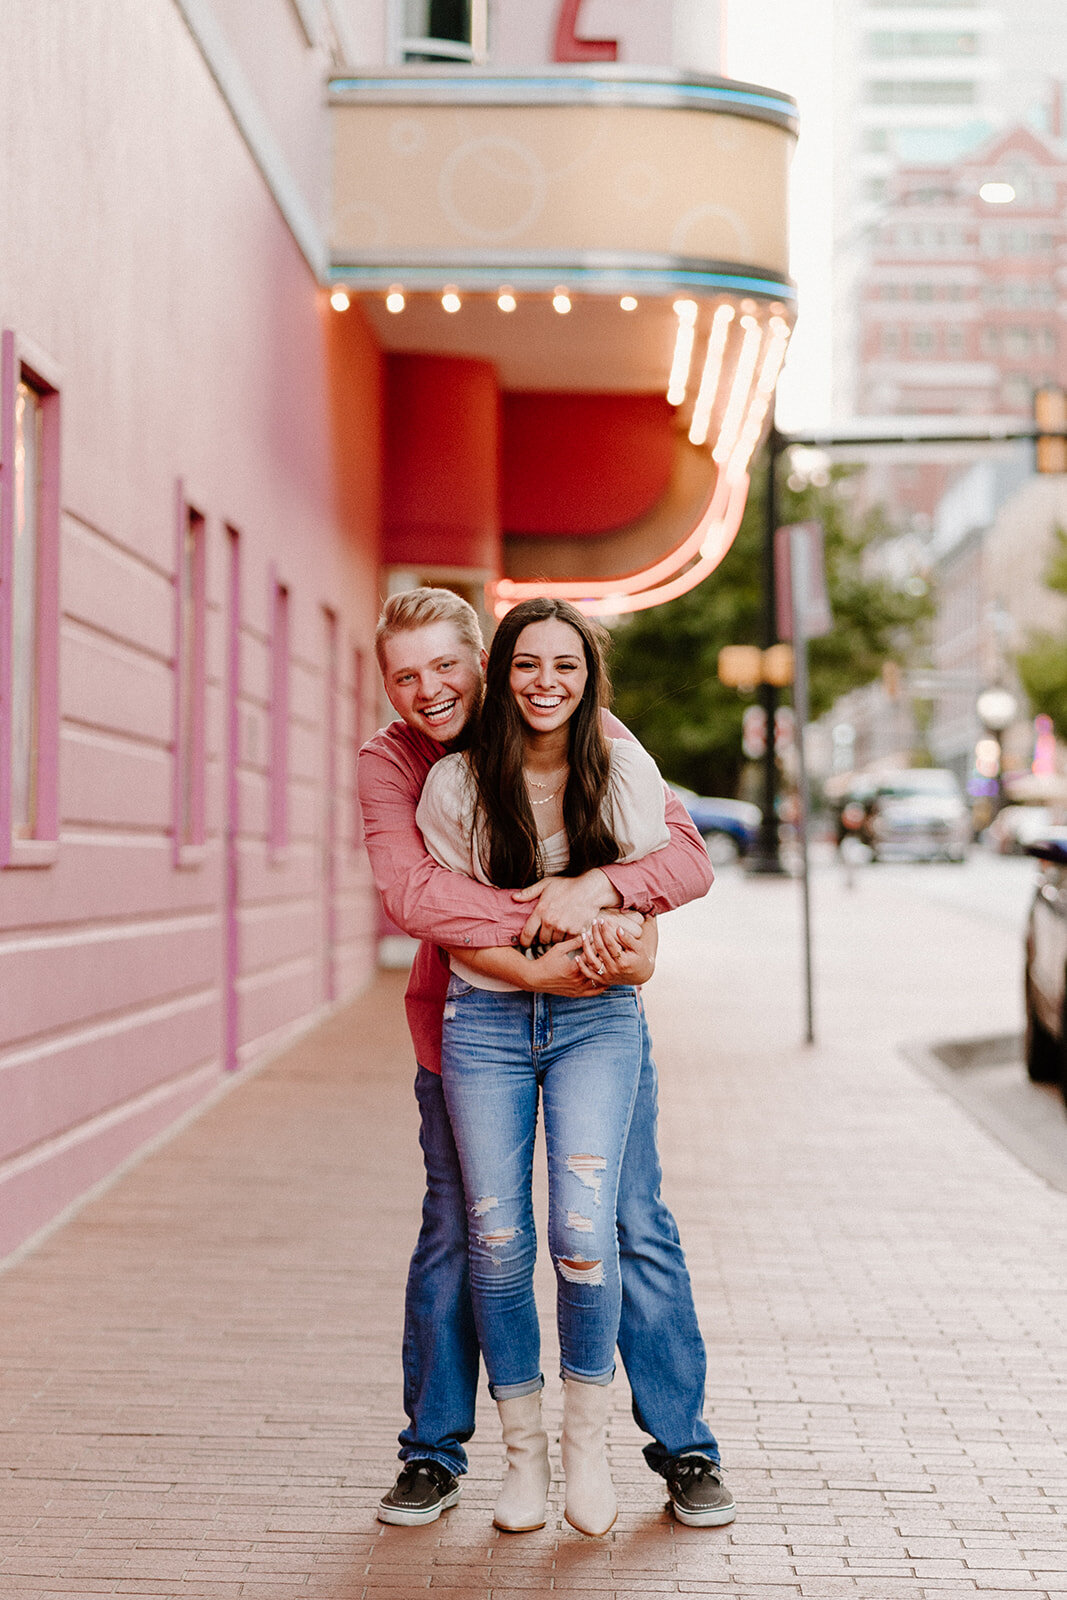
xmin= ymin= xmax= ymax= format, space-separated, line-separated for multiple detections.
xmin=607 ymin=454 xmax=930 ymax=797
xmin=1015 ymin=526 xmax=1067 ymax=735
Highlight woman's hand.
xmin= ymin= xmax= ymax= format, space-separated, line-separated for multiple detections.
xmin=576 ymin=914 xmax=658 ymax=987
xmin=443 ymin=938 xmax=604 ymax=997
xmin=520 ymin=937 xmax=606 ymax=997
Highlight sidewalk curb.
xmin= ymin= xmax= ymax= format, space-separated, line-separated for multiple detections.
xmin=902 ymin=1032 xmax=1067 ymax=1196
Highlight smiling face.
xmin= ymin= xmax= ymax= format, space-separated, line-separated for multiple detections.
xmin=508 ymin=617 xmax=590 ymax=737
xmin=379 ymin=620 xmax=485 ymax=745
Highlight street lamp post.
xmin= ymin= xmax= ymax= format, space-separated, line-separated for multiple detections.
xmin=975 ymin=686 xmax=1018 ymax=819
xmin=747 ymin=421 xmax=787 ymax=875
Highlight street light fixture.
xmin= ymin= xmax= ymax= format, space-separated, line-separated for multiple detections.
xmin=976 ymin=686 xmax=1018 ymax=818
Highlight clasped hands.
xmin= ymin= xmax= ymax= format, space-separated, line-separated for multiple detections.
xmin=511 ymin=868 xmax=651 ymax=995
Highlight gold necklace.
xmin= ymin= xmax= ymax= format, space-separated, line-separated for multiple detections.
xmin=525 ymin=767 xmax=567 ymax=807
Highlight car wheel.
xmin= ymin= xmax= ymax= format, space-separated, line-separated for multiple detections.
xmin=1024 ymin=976 xmax=1062 ymax=1084
xmin=701 ymin=829 xmax=740 ymax=867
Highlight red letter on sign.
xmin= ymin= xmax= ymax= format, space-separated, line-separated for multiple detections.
xmin=553 ymin=0 xmax=618 ymax=62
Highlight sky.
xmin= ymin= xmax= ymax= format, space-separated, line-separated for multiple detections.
xmin=725 ymin=0 xmax=837 ymax=432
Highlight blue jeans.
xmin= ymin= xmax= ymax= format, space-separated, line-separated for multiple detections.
xmin=440 ymin=979 xmax=643 ymax=1395
xmin=398 ymin=1009 xmax=719 ymax=1477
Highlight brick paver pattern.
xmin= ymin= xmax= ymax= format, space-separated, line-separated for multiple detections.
xmin=1 ymin=865 xmax=1065 ymax=1599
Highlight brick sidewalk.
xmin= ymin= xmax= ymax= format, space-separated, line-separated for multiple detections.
xmin=1 ymin=866 xmax=1066 ymax=1599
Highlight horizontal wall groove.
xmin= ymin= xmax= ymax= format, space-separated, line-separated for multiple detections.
xmin=0 ymin=909 xmax=219 ymax=959
xmin=58 ymin=824 xmax=179 ymax=845
xmin=237 ymin=954 xmax=316 ymax=992
xmin=61 ymin=721 xmax=173 ymax=760
xmin=61 ymin=614 xmax=173 ymax=671
xmin=0 ymin=978 xmax=221 ymax=1060
xmin=64 ymin=509 xmax=174 ymax=584
xmin=0 ymin=987 xmax=217 ymax=1074
xmin=0 ymin=1060 xmax=220 ymax=1187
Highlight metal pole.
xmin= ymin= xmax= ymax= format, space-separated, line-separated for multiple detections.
xmin=747 ymin=424 xmax=786 ymax=874
xmin=789 ymin=530 xmax=816 ymax=1045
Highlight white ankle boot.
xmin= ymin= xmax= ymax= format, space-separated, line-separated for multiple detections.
xmin=561 ymin=1378 xmax=617 ymax=1536
xmin=493 ymin=1392 xmax=551 ymax=1532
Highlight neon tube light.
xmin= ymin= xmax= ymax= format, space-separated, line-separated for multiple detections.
xmin=688 ymin=303 xmax=735 ymax=446
xmin=666 ymin=299 xmax=698 ymax=406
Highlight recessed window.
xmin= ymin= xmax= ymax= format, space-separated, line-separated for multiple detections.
xmin=173 ymin=491 xmax=207 ymax=864
xmin=352 ymin=646 xmax=367 ymax=851
xmin=1 ymin=332 xmax=61 ymax=869
xmin=269 ymin=576 xmax=290 ymax=855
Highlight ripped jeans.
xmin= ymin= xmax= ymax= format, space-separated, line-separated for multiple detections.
xmin=440 ymin=975 xmax=643 ymax=1396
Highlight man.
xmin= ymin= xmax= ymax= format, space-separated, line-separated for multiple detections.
xmin=357 ymin=587 xmax=734 ymax=1530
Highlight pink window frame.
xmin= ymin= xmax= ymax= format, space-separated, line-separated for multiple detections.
xmin=268 ymin=569 xmax=290 ymax=859
xmin=172 ymin=483 xmax=207 ymax=867
xmin=0 ymin=331 xmax=61 ymax=870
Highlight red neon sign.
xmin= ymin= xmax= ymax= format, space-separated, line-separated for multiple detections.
xmin=553 ymin=0 xmax=618 ymax=63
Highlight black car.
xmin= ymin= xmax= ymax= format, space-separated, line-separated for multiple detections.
xmin=1023 ymin=835 xmax=1067 ymax=1102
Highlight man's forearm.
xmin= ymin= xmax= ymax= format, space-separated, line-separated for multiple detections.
xmin=359 ymin=747 xmax=534 ymax=948
xmin=600 ymin=786 xmax=713 ymax=915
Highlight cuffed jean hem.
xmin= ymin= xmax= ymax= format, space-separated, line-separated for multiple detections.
xmin=398 ymin=1446 xmax=467 ymax=1477
xmin=488 ymin=1374 xmax=545 ymax=1402
xmin=644 ymin=1443 xmax=721 ymax=1477
xmin=561 ymin=1365 xmax=615 ymax=1387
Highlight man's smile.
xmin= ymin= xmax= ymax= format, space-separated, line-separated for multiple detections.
xmin=420 ymin=697 xmax=458 ymax=725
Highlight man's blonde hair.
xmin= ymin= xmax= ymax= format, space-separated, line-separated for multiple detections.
xmin=375 ymin=586 xmax=485 ymax=668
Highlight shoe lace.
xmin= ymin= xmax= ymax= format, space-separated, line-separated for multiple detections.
xmin=397 ymin=1459 xmax=449 ymax=1493
xmin=671 ymin=1455 xmax=722 ymax=1489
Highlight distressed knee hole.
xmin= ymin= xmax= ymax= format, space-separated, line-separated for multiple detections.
xmin=471 ymin=1195 xmax=499 ymax=1217
xmin=557 ymin=1255 xmax=605 ymax=1286
xmin=566 ymin=1209 xmax=595 ymax=1233
xmin=566 ymin=1152 xmax=607 ymax=1205
xmin=479 ymin=1226 xmax=517 ymax=1248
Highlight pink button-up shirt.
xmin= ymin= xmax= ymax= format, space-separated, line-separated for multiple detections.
xmin=357 ymin=715 xmax=714 ymax=1074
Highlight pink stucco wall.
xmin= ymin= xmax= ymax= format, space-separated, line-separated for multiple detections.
xmin=0 ymin=0 xmax=383 ymax=1259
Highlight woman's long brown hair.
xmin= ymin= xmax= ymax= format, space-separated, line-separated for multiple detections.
xmin=469 ymin=597 xmax=621 ymax=887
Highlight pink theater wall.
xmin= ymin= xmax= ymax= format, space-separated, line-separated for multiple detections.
xmin=0 ymin=0 xmax=383 ymax=1259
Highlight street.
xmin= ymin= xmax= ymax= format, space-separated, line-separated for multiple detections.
xmin=1 ymin=851 xmax=1065 ymax=1599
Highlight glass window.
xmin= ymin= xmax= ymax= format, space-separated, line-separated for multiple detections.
xmin=866 ymin=31 xmax=978 ymax=57
xmin=1 ymin=332 xmax=60 ymax=867
xmin=867 ymin=79 xmax=976 ymax=106
xmin=11 ymin=382 xmax=42 ymax=839
xmin=401 ymin=0 xmax=488 ymax=63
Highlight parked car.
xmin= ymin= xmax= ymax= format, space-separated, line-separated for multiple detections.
xmin=986 ymin=803 xmax=1060 ymax=856
xmin=862 ymin=768 xmax=971 ymax=863
xmin=670 ymin=786 xmax=761 ymax=865
xmin=1022 ymin=834 xmax=1067 ymax=1100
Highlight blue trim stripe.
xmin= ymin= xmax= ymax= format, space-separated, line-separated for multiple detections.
xmin=328 ymin=75 xmax=797 ymax=125
xmin=327 ymin=263 xmax=797 ymax=303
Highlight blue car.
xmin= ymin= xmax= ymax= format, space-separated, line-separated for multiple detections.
xmin=670 ymin=786 xmax=761 ymax=865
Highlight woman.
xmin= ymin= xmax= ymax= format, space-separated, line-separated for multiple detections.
xmin=415 ymin=597 xmax=668 ymax=1537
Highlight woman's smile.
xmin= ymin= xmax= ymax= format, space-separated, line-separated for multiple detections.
xmin=509 ymin=618 xmax=589 ymax=734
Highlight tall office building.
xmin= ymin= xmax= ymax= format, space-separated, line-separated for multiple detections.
xmin=834 ymin=0 xmax=1067 ymax=416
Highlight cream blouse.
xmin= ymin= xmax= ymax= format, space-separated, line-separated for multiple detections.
xmin=416 ymin=739 xmax=670 ymax=990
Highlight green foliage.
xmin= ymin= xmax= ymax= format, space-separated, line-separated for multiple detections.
xmin=1015 ymin=525 xmax=1067 ymax=733
xmin=607 ymin=453 xmax=931 ymax=797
